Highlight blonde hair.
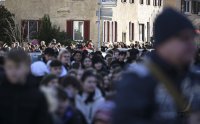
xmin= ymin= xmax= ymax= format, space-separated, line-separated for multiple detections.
xmin=57 ymin=49 xmax=70 ymax=61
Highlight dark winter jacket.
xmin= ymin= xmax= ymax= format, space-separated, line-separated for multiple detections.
xmin=113 ymin=52 xmax=200 ymax=124
xmin=61 ymin=106 xmax=87 ymax=124
xmin=0 ymin=74 xmax=53 ymax=124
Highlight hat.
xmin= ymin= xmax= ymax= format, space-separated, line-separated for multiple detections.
xmin=154 ymin=7 xmax=195 ymax=46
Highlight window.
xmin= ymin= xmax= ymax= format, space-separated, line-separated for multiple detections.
xmin=121 ymin=0 xmax=127 ymax=3
xmin=67 ymin=20 xmax=90 ymax=41
xmin=130 ymin=0 xmax=134 ymax=4
xmin=129 ymin=22 xmax=134 ymax=41
xmin=153 ymin=0 xmax=157 ymax=6
xmin=122 ymin=32 xmax=126 ymax=43
xmin=21 ymin=20 xmax=40 ymax=40
xmin=147 ymin=22 xmax=150 ymax=42
xmin=139 ymin=24 xmax=145 ymax=41
xmin=140 ymin=0 xmax=144 ymax=4
xmin=73 ymin=21 xmax=84 ymax=41
xmin=103 ymin=21 xmax=117 ymax=43
xmin=146 ymin=0 xmax=150 ymax=5
xmin=192 ymin=1 xmax=200 ymax=14
xmin=158 ymin=0 xmax=162 ymax=6
xmin=183 ymin=0 xmax=190 ymax=12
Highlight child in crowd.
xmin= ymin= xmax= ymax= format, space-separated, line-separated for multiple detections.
xmin=49 ymin=60 xmax=67 ymax=78
xmin=40 ymin=74 xmax=59 ymax=88
xmin=60 ymin=75 xmax=81 ymax=105
xmin=56 ymin=87 xmax=87 ymax=124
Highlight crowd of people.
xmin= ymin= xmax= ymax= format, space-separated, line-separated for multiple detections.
xmin=1 ymin=7 xmax=200 ymax=124
xmin=0 ymin=27 xmax=147 ymax=124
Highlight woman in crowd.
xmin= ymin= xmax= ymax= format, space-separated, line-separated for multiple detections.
xmin=58 ymin=49 xmax=71 ymax=70
xmin=60 ymin=75 xmax=81 ymax=105
xmin=75 ymin=70 xmax=105 ymax=124
xmin=82 ymin=57 xmax=93 ymax=69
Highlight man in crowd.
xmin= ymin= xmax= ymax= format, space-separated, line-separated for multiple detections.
xmin=114 ymin=8 xmax=200 ymax=124
xmin=0 ymin=48 xmax=52 ymax=124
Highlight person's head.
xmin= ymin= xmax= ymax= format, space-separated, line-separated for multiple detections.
xmin=77 ymin=69 xmax=84 ymax=81
xmin=93 ymin=57 xmax=104 ymax=71
xmin=113 ymin=50 xmax=120 ymax=60
xmin=40 ymin=74 xmax=59 ymax=88
xmin=40 ymin=41 xmax=46 ymax=46
xmin=81 ymin=70 xmax=97 ymax=93
xmin=49 ymin=60 xmax=62 ymax=77
xmin=105 ymin=54 xmax=112 ymax=66
xmin=118 ymin=51 xmax=126 ymax=61
xmin=68 ymin=69 xmax=77 ymax=77
xmin=93 ymin=101 xmax=114 ymax=124
xmin=44 ymin=48 xmax=55 ymax=62
xmin=83 ymin=57 xmax=92 ymax=69
xmin=58 ymin=49 xmax=71 ymax=64
xmin=73 ymin=51 xmax=82 ymax=62
xmin=4 ymin=48 xmax=31 ymax=84
xmin=61 ymin=76 xmax=81 ymax=98
xmin=154 ymin=8 xmax=196 ymax=67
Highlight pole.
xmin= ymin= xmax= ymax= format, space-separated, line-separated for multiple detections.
xmin=97 ymin=3 xmax=101 ymax=51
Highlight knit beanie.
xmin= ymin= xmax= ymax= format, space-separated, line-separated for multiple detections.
xmin=154 ymin=7 xmax=195 ymax=46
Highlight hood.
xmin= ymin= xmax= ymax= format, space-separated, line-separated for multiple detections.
xmin=31 ymin=61 xmax=49 ymax=77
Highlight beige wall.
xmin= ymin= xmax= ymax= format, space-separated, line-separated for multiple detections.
xmin=110 ymin=0 xmax=162 ymax=45
xmin=5 ymin=0 xmax=99 ymax=46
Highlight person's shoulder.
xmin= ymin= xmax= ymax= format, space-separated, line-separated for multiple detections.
xmin=124 ymin=63 xmax=150 ymax=78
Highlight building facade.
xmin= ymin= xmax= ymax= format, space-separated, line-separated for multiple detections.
xmin=0 ymin=0 xmax=5 ymax=6
xmin=5 ymin=0 xmax=99 ymax=44
xmin=164 ymin=0 xmax=200 ymax=29
xmin=102 ymin=0 xmax=163 ymax=45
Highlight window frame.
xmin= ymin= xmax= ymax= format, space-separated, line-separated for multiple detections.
xmin=73 ymin=21 xmax=84 ymax=41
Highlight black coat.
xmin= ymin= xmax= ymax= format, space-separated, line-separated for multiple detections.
xmin=0 ymin=74 xmax=52 ymax=124
xmin=113 ymin=52 xmax=200 ymax=124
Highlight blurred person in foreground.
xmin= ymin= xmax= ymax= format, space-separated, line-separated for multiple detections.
xmin=0 ymin=48 xmax=52 ymax=124
xmin=114 ymin=8 xmax=200 ymax=124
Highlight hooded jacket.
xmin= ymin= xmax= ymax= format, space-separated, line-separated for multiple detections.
xmin=113 ymin=52 xmax=200 ymax=124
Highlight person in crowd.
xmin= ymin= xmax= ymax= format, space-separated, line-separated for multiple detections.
xmin=43 ymin=48 xmax=56 ymax=63
xmin=56 ymin=87 xmax=87 ymax=124
xmin=72 ymin=51 xmax=82 ymax=67
xmin=58 ymin=49 xmax=71 ymax=70
xmin=31 ymin=61 xmax=49 ymax=84
xmin=48 ymin=60 xmax=67 ymax=78
xmin=111 ymin=51 xmax=126 ymax=68
xmin=114 ymin=8 xmax=200 ymax=124
xmin=93 ymin=57 xmax=107 ymax=75
xmin=83 ymin=57 xmax=93 ymax=69
xmin=67 ymin=69 xmax=77 ymax=77
xmin=0 ymin=48 xmax=52 ymax=124
xmin=113 ymin=50 xmax=120 ymax=61
xmin=40 ymin=74 xmax=59 ymax=88
xmin=75 ymin=70 xmax=105 ymax=124
xmin=77 ymin=69 xmax=84 ymax=81
xmin=92 ymin=101 xmax=115 ymax=124
xmin=126 ymin=48 xmax=139 ymax=64
xmin=60 ymin=75 xmax=81 ymax=105
xmin=105 ymin=54 xmax=113 ymax=68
